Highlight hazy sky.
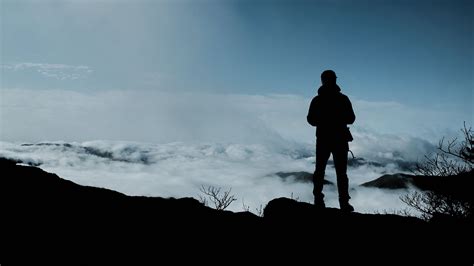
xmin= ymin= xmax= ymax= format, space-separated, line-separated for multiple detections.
xmin=1 ymin=0 xmax=473 ymax=142
xmin=2 ymin=1 xmax=473 ymax=100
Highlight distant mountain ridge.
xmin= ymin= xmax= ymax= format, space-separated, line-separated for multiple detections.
xmin=12 ymin=142 xmax=418 ymax=171
xmin=274 ymin=171 xmax=333 ymax=184
xmin=361 ymin=172 xmax=473 ymax=202
xmin=361 ymin=173 xmax=414 ymax=189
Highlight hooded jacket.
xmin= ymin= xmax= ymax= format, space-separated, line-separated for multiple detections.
xmin=307 ymin=84 xmax=355 ymax=141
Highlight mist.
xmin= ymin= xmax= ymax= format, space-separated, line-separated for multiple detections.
xmin=1 ymin=88 xmax=466 ymax=144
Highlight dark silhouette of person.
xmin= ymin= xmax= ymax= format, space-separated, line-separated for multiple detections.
xmin=307 ymin=70 xmax=356 ymax=212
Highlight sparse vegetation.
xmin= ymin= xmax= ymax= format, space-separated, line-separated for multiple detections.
xmin=241 ymin=199 xmax=251 ymax=212
xmin=198 ymin=185 xmax=237 ymax=211
xmin=242 ymin=199 xmax=264 ymax=217
xmin=290 ymin=192 xmax=300 ymax=202
xmin=401 ymin=190 xmax=470 ymax=220
xmin=414 ymin=122 xmax=473 ymax=176
xmin=255 ymin=204 xmax=264 ymax=217
xmin=401 ymin=123 xmax=473 ymax=220
xmin=373 ymin=208 xmax=414 ymax=217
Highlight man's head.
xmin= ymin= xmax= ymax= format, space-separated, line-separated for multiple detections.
xmin=321 ymin=70 xmax=337 ymax=85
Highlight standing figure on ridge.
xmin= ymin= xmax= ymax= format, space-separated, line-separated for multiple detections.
xmin=307 ymin=70 xmax=356 ymax=212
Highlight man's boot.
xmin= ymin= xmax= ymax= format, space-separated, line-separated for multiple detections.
xmin=314 ymin=197 xmax=326 ymax=209
xmin=313 ymin=171 xmax=326 ymax=209
xmin=336 ymin=173 xmax=353 ymax=212
xmin=339 ymin=199 xmax=354 ymax=212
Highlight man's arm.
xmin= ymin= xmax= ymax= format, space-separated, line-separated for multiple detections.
xmin=344 ymin=96 xmax=356 ymax=125
xmin=307 ymin=97 xmax=319 ymax=127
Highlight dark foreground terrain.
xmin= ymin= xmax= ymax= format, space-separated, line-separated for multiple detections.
xmin=1 ymin=158 xmax=471 ymax=262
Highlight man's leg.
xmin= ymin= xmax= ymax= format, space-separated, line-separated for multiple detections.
xmin=333 ymin=142 xmax=354 ymax=212
xmin=313 ymin=140 xmax=330 ymax=207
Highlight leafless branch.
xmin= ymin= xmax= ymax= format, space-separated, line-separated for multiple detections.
xmin=255 ymin=204 xmax=264 ymax=217
xmin=241 ymin=199 xmax=250 ymax=212
xmin=414 ymin=122 xmax=473 ymax=176
xmin=437 ymin=122 xmax=473 ymax=166
xmin=290 ymin=192 xmax=300 ymax=202
xmin=199 ymin=185 xmax=237 ymax=211
xmin=198 ymin=194 xmax=208 ymax=207
xmin=401 ymin=191 xmax=471 ymax=221
xmin=405 ymin=123 xmax=472 ymax=220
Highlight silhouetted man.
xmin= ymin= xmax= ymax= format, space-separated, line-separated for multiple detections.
xmin=307 ymin=70 xmax=356 ymax=212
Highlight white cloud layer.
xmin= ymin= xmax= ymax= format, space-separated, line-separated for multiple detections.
xmin=1 ymin=63 xmax=93 ymax=80
xmin=0 ymin=140 xmax=415 ymax=214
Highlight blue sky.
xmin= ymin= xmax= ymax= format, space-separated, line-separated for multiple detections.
xmin=1 ymin=0 xmax=473 ymax=140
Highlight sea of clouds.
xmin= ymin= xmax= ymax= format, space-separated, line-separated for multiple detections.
xmin=0 ymin=89 xmax=469 ymax=214
xmin=0 ymin=140 xmax=418 ymax=214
